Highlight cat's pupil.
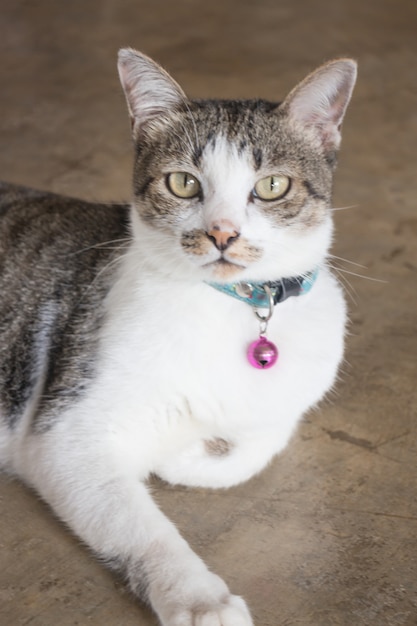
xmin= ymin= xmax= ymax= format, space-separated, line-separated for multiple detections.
xmin=254 ymin=175 xmax=290 ymax=201
xmin=181 ymin=174 xmax=190 ymax=188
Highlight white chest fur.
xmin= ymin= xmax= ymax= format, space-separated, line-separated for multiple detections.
xmin=90 ymin=264 xmax=346 ymax=488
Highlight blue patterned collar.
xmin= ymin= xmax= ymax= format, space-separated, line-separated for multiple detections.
xmin=206 ymin=269 xmax=318 ymax=309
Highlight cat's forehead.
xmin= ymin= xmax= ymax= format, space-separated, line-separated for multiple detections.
xmin=173 ymin=99 xmax=310 ymax=173
xmin=196 ymin=127 xmax=267 ymax=177
xmin=189 ymin=99 xmax=281 ymax=147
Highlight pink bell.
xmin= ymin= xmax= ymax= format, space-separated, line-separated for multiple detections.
xmin=247 ymin=336 xmax=278 ymax=369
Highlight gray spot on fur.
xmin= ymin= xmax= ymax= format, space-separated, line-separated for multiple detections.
xmin=252 ymin=147 xmax=263 ymax=170
xmin=205 ymin=438 xmax=232 ymax=457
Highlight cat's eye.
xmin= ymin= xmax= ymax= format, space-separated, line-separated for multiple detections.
xmin=253 ymin=175 xmax=290 ymax=201
xmin=166 ymin=172 xmax=201 ymax=199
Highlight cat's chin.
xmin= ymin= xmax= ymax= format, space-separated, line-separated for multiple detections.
xmin=203 ymin=259 xmax=247 ymax=281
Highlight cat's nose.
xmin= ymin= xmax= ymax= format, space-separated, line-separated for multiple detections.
xmin=206 ymin=221 xmax=240 ymax=251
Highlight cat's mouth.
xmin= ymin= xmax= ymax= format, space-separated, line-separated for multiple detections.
xmin=181 ymin=229 xmax=262 ymax=280
xmin=203 ymin=258 xmax=246 ymax=279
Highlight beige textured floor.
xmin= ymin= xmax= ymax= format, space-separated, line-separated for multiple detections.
xmin=1 ymin=1 xmax=416 ymax=625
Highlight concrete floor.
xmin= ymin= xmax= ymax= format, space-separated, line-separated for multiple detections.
xmin=0 ymin=0 xmax=416 ymax=624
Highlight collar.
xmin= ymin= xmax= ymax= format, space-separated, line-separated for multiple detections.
xmin=206 ymin=269 xmax=318 ymax=309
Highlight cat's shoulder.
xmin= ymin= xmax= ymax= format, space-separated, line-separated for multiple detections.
xmin=0 ymin=181 xmax=131 ymax=249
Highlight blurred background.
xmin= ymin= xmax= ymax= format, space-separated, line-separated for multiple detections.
xmin=0 ymin=1 xmax=416 ymax=625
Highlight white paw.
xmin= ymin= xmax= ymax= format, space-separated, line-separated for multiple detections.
xmin=194 ymin=594 xmax=253 ymax=626
xmin=166 ymin=594 xmax=253 ymax=626
xmin=153 ymin=568 xmax=254 ymax=626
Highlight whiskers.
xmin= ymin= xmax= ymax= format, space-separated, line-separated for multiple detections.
xmin=330 ymin=204 xmax=359 ymax=212
xmin=326 ymin=254 xmax=387 ymax=304
xmin=67 ymin=237 xmax=132 ymax=256
xmin=75 ymin=238 xmax=134 ymax=306
xmin=247 ymin=232 xmax=386 ymax=305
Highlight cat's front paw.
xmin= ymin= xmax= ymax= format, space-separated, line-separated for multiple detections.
xmin=151 ymin=568 xmax=253 ymax=626
xmin=162 ymin=593 xmax=253 ymax=626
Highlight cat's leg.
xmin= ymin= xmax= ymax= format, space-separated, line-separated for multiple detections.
xmin=19 ymin=437 xmax=253 ymax=626
xmin=155 ymin=428 xmax=289 ymax=489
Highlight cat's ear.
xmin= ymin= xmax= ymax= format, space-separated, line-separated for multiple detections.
xmin=118 ymin=48 xmax=186 ymax=138
xmin=282 ymin=59 xmax=357 ymax=153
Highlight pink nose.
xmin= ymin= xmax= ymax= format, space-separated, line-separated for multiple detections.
xmin=207 ymin=222 xmax=240 ymax=251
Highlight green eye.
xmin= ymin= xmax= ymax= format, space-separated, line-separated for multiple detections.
xmin=254 ymin=175 xmax=290 ymax=201
xmin=166 ymin=172 xmax=201 ymax=198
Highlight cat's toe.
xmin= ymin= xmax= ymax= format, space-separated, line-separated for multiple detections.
xmin=167 ymin=596 xmax=253 ymax=626
xmin=194 ymin=595 xmax=254 ymax=626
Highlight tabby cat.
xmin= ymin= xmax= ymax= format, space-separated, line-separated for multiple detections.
xmin=0 ymin=49 xmax=356 ymax=625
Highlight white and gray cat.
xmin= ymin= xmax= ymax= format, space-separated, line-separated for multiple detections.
xmin=0 ymin=49 xmax=356 ymax=625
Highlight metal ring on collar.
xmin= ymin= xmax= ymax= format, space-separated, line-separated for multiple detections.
xmin=254 ymin=284 xmax=274 ymax=323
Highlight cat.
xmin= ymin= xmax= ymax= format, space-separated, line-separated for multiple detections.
xmin=0 ymin=48 xmax=356 ymax=626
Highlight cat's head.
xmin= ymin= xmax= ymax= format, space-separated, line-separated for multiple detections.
xmin=118 ymin=49 xmax=356 ymax=283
